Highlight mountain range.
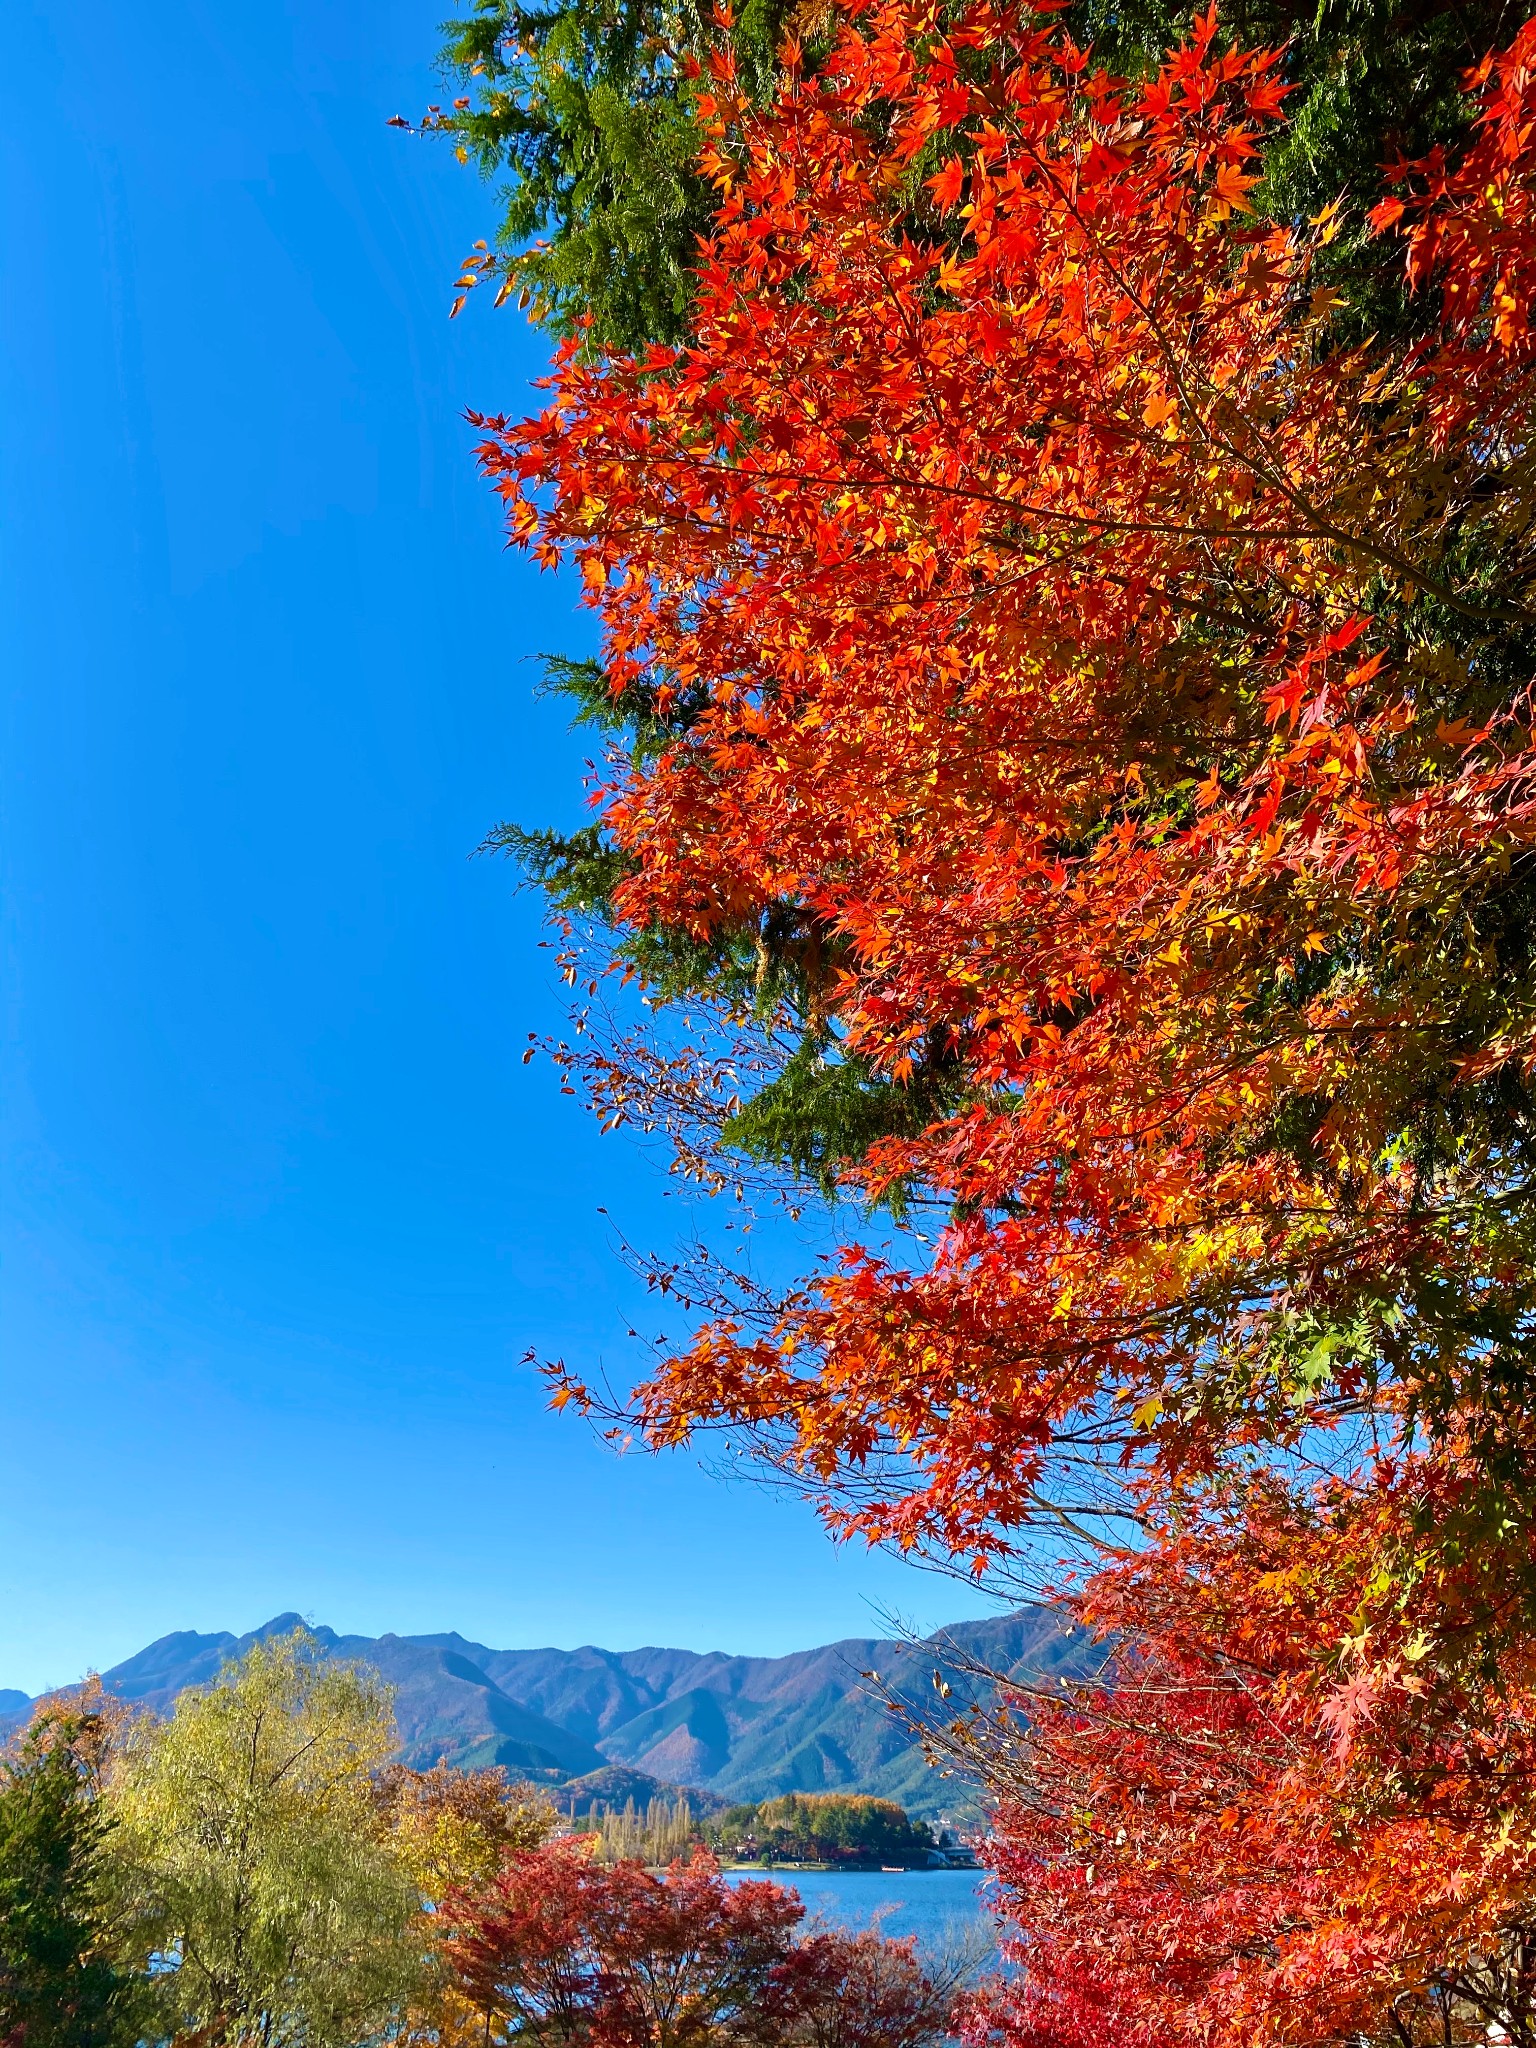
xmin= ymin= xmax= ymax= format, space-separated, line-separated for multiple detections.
xmin=0 ymin=1609 xmax=1083 ymax=1821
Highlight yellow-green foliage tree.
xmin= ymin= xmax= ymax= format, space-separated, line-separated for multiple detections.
xmin=375 ymin=1759 xmax=558 ymax=1901
xmin=109 ymin=1629 xmax=424 ymax=2048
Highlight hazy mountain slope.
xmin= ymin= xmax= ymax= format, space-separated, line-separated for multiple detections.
xmin=0 ymin=1608 xmax=1079 ymax=1819
xmin=324 ymin=1632 xmax=605 ymax=1776
xmin=99 ymin=1624 xmax=253 ymax=1712
xmin=571 ymin=1607 xmax=1082 ymax=1808
xmin=425 ymin=1641 xmax=686 ymax=1750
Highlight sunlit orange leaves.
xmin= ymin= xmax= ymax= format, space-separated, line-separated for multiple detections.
xmin=962 ymin=1466 xmax=1536 ymax=2048
xmin=482 ymin=0 xmax=1536 ymax=1564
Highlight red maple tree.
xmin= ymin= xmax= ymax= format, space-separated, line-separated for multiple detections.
xmin=482 ymin=0 xmax=1536 ymax=1572
xmin=439 ymin=1843 xmax=952 ymax=2048
xmin=469 ymin=11 xmax=1536 ymax=2042
xmin=945 ymin=1464 xmax=1536 ymax=2048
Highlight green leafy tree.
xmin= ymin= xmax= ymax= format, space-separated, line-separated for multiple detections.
xmin=0 ymin=1710 xmax=140 ymax=2048
xmin=109 ymin=1629 xmax=424 ymax=2048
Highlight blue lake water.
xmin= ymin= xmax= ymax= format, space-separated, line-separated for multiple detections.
xmin=724 ymin=1866 xmax=998 ymax=1961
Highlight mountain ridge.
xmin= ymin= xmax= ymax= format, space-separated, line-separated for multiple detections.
xmin=0 ymin=1609 xmax=1083 ymax=1821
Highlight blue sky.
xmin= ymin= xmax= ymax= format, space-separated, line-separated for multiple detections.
xmin=0 ymin=0 xmax=1000 ymax=1696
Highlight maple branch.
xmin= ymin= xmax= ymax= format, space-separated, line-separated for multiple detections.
xmin=1002 ymin=121 xmax=1535 ymax=628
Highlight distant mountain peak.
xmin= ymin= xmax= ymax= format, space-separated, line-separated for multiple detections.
xmin=0 ymin=1608 xmax=1083 ymax=1823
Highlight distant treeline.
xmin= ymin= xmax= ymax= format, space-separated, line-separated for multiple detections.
xmin=575 ymin=1790 xmax=939 ymax=1868
xmin=712 ymin=1794 xmax=937 ymax=1866
xmin=581 ymin=1793 xmax=701 ymax=1866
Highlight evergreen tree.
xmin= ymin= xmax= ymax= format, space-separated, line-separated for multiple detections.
xmin=426 ymin=0 xmax=790 ymax=354
xmin=0 ymin=1713 xmax=139 ymax=2048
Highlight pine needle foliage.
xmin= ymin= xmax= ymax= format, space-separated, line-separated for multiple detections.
xmin=435 ymin=0 xmax=792 ymax=351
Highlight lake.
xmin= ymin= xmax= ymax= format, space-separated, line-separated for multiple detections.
xmin=724 ymin=1866 xmax=999 ymax=1963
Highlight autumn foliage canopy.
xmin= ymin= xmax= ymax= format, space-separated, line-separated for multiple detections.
xmin=468 ymin=2 xmax=1536 ymax=2044
xmin=485 ymin=0 xmax=1536 ymax=1568
xmin=439 ymin=1841 xmax=952 ymax=2048
xmin=943 ymin=1464 xmax=1536 ymax=2048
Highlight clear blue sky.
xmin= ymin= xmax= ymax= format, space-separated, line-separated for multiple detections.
xmin=0 ymin=0 xmax=1001 ymax=1697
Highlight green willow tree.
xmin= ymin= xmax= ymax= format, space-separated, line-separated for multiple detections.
xmin=111 ymin=1630 xmax=424 ymax=2048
